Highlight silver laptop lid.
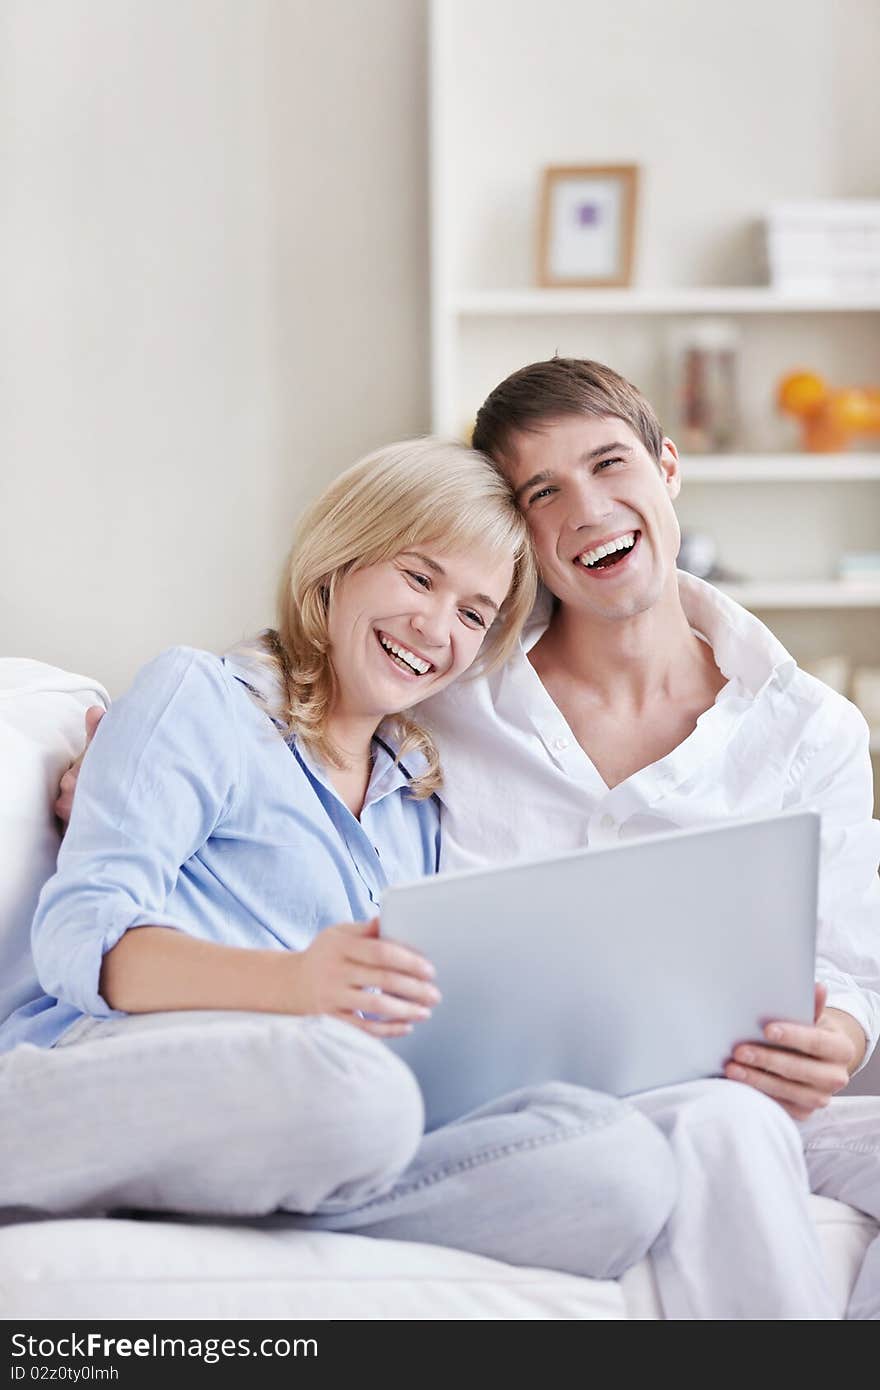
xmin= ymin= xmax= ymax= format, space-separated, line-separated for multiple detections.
xmin=383 ymin=812 xmax=819 ymax=1129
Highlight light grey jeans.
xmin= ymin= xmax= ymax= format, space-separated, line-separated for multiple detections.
xmin=0 ymin=1011 xmax=675 ymax=1282
xmin=8 ymin=1012 xmax=876 ymax=1313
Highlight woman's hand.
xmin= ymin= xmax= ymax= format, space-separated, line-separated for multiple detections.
xmin=724 ymin=983 xmax=863 ymax=1120
xmin=100 ymin=921 xmax=440 ymax=1028
xmin=289 ymin=918 xmax=441 ymax=1039
xmin=54 ymin=705 xmax=106 ymax=826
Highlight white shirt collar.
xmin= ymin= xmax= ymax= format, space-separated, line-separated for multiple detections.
xmin=520 ymin=571 xmax=796 ymax=700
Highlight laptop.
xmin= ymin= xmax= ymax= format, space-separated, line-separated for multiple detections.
xmin=383 ymin=811 xmax=819 ymax=1129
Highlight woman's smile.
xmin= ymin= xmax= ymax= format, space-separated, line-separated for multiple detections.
xmin=328 ymin=547 xmax=514 ymax=722
xmin=375 ymin=629 xmax=437 ymax=679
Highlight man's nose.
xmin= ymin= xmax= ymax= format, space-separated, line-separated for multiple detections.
xmin=570 ymin=479 xmax=614 ymax=529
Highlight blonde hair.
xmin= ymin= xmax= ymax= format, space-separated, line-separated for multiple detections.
xmin=254 ymin=437 xmax=536 ymax=798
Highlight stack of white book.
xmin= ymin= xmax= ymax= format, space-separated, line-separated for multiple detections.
xmin=764 ymin=201 xmax=880 ymax=296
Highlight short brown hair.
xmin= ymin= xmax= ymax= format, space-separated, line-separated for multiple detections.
xmin=472 ymin=357 xmax=664 ymax=465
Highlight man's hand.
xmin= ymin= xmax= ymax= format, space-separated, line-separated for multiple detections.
xmin=54 ymin=705 xmax=105 ymax=827
xmin=724 ymin=983 xmax=864 ymax=1121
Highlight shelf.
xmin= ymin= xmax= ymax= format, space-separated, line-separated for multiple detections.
xmin=453 ymin=288 xmax=880 ymax=316
xmin=454 ymin=289 xmax=880 ymax=316
xmin=683 ymin=454 xmax=880 ymax=482
xmin=717 ymin=581 xmax=880 ymax=609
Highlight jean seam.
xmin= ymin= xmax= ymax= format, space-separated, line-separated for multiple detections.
xmin=335 ymin=1109 xmax=629 ymax=1216
xmin=804 ymin=1140 xmax=879 ymax=1157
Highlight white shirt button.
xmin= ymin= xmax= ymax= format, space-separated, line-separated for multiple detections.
xmin=553 ymin=736 xmax=569 ymax=751
xmin=600 ymin=813 xmax=616 ymax=830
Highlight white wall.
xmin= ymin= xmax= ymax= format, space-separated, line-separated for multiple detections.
xmin=0 ymin=0 xmax=429 ymax=694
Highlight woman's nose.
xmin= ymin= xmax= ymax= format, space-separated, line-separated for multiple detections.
xmin=410 ymin=604 xmax=450 ymax=647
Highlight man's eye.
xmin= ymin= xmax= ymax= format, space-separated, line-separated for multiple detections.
xmin=596 ymin=457 xmax=623 ymax=471
xmin=460 ymin=609 xmax=486 ymax=630
xmin=527 ymin=486 xmax=555 ymax=505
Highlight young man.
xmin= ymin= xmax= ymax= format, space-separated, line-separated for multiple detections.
xmin=417 ymin=356 xmax=880 ymax=1319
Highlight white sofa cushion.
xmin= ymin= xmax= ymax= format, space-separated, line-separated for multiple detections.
xmin=1 ymin=1194 xmax=874 ymax=1319
xmin=0 ymin=1217 xmax=626 ymax=1319
xmin=0 ymin=659 xmax=108 ymax=1026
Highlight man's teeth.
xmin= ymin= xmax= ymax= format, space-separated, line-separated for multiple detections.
xmin=379 ymin=634 xmax=431 ymax=675
xmin=576 ymin=532 xmax=637 ymax=569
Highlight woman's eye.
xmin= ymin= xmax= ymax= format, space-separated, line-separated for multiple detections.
xmin=460 ymin=609 xmax=486 ymax=630
xmin=406 ymin=571 xmax=431 ymax=589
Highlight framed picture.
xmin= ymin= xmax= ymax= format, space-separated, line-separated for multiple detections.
xmin=538 ymin=165 xmax=639 ymax=287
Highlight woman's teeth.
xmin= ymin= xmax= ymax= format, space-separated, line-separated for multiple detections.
xmin=378 ymin=633 xmax=431 ymax=675
xmin=576 ymin=532 xmax=637 ymax=569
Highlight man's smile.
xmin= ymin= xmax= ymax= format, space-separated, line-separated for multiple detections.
xmin=573 ymin=530 xmax=641 ymax=574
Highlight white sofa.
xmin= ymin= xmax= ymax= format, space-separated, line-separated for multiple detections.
xmin=1 ymin=657 xmax=877 ymax=1320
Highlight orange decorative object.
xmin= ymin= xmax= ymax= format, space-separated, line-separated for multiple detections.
xmin=778 ymin=370 xmax=880 ymax=452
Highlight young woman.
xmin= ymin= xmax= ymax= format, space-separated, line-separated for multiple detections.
xmin=0 ymin=439 xmax=674 ymax=1279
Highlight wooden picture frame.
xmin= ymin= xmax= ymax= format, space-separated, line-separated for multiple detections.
xmin=538 ymin=164 xmax=639 ymax=287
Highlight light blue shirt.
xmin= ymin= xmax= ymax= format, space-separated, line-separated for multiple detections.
xmin=0 ymin=647 xmax=440 ymax=1053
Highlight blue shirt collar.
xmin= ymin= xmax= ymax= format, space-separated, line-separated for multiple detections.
xmin=222 ymin=647 xmax=429 ymax=796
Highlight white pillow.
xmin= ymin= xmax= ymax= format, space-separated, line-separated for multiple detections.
xmin=0 ymin=659 xmax=109 ymax=1025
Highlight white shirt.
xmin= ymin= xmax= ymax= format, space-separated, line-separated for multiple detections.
xmin=420 ymin=572 xmax=880 ymax=1062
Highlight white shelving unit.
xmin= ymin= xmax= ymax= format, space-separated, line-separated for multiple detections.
xmin=453 ymin=288 xmax=880 ymax=318
xmin=683 ymin=455 xmax=880 ymax=483
xmin=434 ymin=292 xmax=880 ymax=624
xmin=429 ymin=1 xmax=880 ymax=795
xmin=719 ymin=582 xmax=880 ymax=609
xmin=433 ymin=289 xmax=880 ymax=438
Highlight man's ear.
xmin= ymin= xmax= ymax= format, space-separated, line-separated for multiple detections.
xmin=659 ymin=438 xmax=681 ymax=500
